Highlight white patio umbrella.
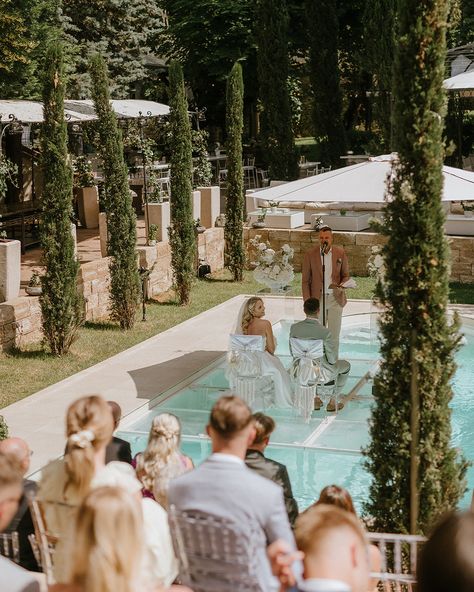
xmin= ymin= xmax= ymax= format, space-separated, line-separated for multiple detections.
xmin=252 ymin=154 xmax=474 ymax=203
xmin=443 ymin=70 xmax=474 ymax=91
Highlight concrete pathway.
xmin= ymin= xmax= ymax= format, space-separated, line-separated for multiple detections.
xmin=2 ymin=295 xmax=473 ymax=474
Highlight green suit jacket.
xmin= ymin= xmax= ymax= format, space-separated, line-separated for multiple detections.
xmin=289 ymin=317 xmax=337 ymax=367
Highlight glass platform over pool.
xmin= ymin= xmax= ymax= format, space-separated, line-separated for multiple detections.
xmin=118 ymin=313 xmax=474 ymax=512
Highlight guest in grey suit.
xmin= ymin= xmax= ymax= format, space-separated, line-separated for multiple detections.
xmin=0 ymin=452 xmax=40 ymax=592
xmin=290 ymin=298 xmax=350 ymax=412
xmin=269 ymin=505 xmax=370 ymax=592
xmin=168 ymin=395 xmax=299 ymax=591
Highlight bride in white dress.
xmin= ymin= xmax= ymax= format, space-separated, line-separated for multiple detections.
xmin=231 ymin=297 xmax=293 ymax=408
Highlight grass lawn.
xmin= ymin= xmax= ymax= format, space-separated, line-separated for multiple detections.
xmin=0 ymin=271 xmax=472 ymax=409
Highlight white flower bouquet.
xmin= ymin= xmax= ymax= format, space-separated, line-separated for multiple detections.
xmin=249 ymin=236 xmax=295 ymax=291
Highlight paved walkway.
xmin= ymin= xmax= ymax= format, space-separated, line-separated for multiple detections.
xmin=2 ymin=296 xmax=473 ymax=475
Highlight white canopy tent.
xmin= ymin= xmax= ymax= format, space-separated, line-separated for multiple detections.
xmin=252 ymin=154 xmax=474 ymax=204
xmin=443 ymin=70 xmax=474 ymax=91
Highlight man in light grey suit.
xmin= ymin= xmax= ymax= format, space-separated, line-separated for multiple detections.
xmin=168 ymin=395 xmax=299 ymax=591
xmin=0 ymin=452 xmax=40 ymax=592
xmin=290 ymin=298 xmax=350 ymax=412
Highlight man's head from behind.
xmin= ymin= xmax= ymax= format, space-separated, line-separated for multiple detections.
xmin=207 ymin=395 xmax=255 ymax=455
xmin=107 ymin=401 xmax=122 ymax=431
xmin=304 ymin=298 xmax=320 ymax=318
xmin=249 ymin=412 xmax=275 ymax=452
xmin=295 ymin=504 xmax=369 ymax=592
xmin=0 ymin=452 xmax=23 ymax=532
xmin=0 ymin=437 xmax=31 ymax=476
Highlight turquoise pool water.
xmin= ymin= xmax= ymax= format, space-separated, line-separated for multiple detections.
xmin=119 ymin=313 xmax=474 ymax=512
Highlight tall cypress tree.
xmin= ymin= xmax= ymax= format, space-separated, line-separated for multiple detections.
xmin=257 ymin=0 xmax=298 ymax=181
xmin=364 ymin=0 xmax=467 ymax=533
xmin=168 ymin=60 xmax=195 ymax=305
xmin=40 ymin=40 xmax=81 ymax=356
xmin=225 ymin=62 xmax=245 ymax=282
xmin=89 ymin=53 xmax=140 ymax=329
xmin=306 ymin=0 xmax=346 ymax=168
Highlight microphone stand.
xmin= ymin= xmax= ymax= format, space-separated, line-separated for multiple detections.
xmin=321 ymin=244 xmax=327 ymax=327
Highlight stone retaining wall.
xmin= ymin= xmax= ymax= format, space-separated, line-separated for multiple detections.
xmin=0 ymin=228 xmax=225 ymax=351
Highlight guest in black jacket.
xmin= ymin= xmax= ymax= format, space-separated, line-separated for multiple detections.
xmin=105 ymin=401 xmax=132 ymax=464
xmin=245 ymin=412 xmax=299 ymax=526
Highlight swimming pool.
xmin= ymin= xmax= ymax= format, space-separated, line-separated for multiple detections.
xmin=118 ymin=313 xmax=474 ymax=512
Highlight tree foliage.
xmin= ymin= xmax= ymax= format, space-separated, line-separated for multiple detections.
xmin=39 ymin=40 xmax=82 ymax=355
xmin=168 ymin=61 xmax=195 ymax=306
xmin=306 ymin=0 xmax=347 ymax=167
xmin=256 ymin=0 xmax=298 ymax=181
xmin=89 ymin=53 xmax=140 ymax=329
xmin=364 ymin=0 xmax=467 ymax=534
xmin=225 ymin=62 xmax=245 ymax=282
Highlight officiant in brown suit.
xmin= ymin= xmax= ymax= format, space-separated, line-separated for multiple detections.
xmin=302 ymin=226 xmax=350 ymax=356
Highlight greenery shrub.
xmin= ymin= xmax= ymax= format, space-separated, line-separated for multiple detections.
xmin=89 ymin=53 xmax=140 ymax=329
xmin=168 ymin=61 xmax=195 ymax=305
xmin=39 ymin=41 xmax=82 ymax=356
xmin=225 ymin=62 xmax=245 ymax=282
xmin=0 ymin=416 xmax=8 ymax=440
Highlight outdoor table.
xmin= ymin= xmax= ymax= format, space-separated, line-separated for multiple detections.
xmin=311 ymin=211 xmax=372 ymax=231
xmin=0 ymin=200 xmax=41 ymax=253
xmin=298 ymin=161 xmax=321 ymax=177
xmin=248 ymin=209 xmax=305 ymax=229
xmin=340 ymin=154 xmax=371 ymax=165
xmin=444 ymin=214 xmax=474 ymax=236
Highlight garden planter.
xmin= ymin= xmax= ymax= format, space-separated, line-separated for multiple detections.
xmin=192 ymin=190 xmax=201 ymax=221
xmin=99 ymin=212 xmax=108 ymax=257
xmin=145 ymin=202 xmax=170 ymax=243
xmin=76 ymin=186 xmax=99 ymax=229
xmin=464 ymin=210 xmax=474 ymax=218
xmin=198 ymin=186 xmax=220 ymax=228
xmin=0 ymin=239 xmax=21 ymax=302
xmin=25 ymin=285 xmax=42 ymax=296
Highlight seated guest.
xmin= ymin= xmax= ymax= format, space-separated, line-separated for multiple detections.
xmin=49 ymin=486 xmax=191 ymax=592
xmin=135 ymin=413 xmax=193 ymax=507
xmin=269 ymin=505 xmax=370 ymax=592
xmin=105 ymin=401 xmax=132 ymax=464
xmin=0 ymin=438 xmax=39 ymax=572
xmin=169 ymin=395 xmax=299 ymax=591
xmin=314 ymin=485 xmax=381 ymax=592
xmin=245 ymin=412 xmax=299 ymax=526
xmin=0 ymin=452 xmax=40 ymax=592
xmin=290 ymin=298 xmax=350 ymax=412
xmin=38 ymin=395 xmax=120 ymax=582
xmin=418 ymin=511 xmax=474 ymax=592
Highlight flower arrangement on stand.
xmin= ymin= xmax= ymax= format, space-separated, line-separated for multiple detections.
xmin=249 ymin=235 xmax=294 ymax=292
xmin=367 ymin=245 xmax=386 ymax=285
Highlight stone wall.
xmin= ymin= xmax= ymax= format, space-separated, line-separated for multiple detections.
xmin=243 ymin=227 xmax=474 ymax=282
xmin=0 ymin=228 xmax=225 ymax=351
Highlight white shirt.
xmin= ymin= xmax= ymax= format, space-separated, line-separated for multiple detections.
xmin=208 ymin=452 xmax=245 ymax=466
xmin=298 ymin=578 xmax=351 ymax=591
xmin=321 ymin=247 xmax=332 ymax=294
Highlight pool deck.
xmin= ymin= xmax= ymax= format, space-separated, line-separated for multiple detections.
xmin=2 ymin=296 xmax=473 ymax=475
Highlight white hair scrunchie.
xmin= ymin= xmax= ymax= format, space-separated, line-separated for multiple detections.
xmin=69 ymin=429 xmax=95 ymax=449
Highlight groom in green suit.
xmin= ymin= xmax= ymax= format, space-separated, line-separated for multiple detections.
xmin=290 ymin=298 xmax=350 ymax=412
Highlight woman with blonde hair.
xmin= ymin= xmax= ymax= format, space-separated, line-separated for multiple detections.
xmin=135 ymin=413 xmax=193 ymax=507
xmin=38 ymin=395 xmax=122 ymax=581
xmin=231 ymin=297 xmax=292 ymax=407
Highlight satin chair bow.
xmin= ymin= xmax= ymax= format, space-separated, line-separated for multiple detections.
xmin=290 ymin=338 xmax=324 ymax=386
xmin=228 ymin=334 xmax=265 ymax=378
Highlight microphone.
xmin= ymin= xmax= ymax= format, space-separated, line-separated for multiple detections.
xmin=321 ymin=241 xmax=328 ymax=255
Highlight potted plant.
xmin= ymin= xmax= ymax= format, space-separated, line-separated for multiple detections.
xmin=340 ymin=208 xmax=347 ymax=216
xmin=148 ymin=224 xmax=158 ymax=246
xmin=461 ymin=201 xmax=474 ymax=218
xmin=252 ymin=208 xmax=267 ymax=228
xmin=0 ymin=154 xmax=18 ymax=205
xmin=26 ymin=271 xmax=42 ymax=296
xmin=195 ymin=218 xmax=206 ymax=234
xmin=269 ymin=201 xmax=279 ymax=214
xmin=73 ymin=156 xmax=99 ymax=229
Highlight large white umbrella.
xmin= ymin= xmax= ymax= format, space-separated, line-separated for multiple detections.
xmin=443 ymin=70 xmax=474 ymax=91
xmin=252 ymin=154 xmax=474 ymax=203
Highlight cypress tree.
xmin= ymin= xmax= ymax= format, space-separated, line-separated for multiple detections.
xmin=306 ymin=0 xmax=346 ymax=168
xmin=225 ymin=62 xmax=245 ymax=282
xmin=168 ymin=61 xmax=195 ymax=305
xmin=39 ymin=40 xmax=81 ymax=356
xmin=89 ymin=53 xmax=140 ymax=329
xmin=364 ymin=0 xmax=467 ymax=533
xmin=257 ymin=0 xmax=298 ymax=181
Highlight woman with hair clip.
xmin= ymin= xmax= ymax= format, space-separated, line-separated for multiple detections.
xmin=135 ymin=413 xmax=193 ymax=507
xmin=38 ymin=395 xmax=124 ymax=582
xmin=49 ymin=486 xmax=192 ymax=592
xmin=231 ymin=296 xmax=292 ymax=407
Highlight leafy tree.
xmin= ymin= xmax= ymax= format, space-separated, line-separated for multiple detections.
xmin=256 ymin=0 xmax=298 ymax=180
xmin=168 ymin=61 xmax=195 ymax=305
xmin=364 ymin=0 xmax=467 ymax=534
xmin=89 ymin=53 xmax=140 ymax=329
xmin=225 ymin=62 xmax=245 ymax=282
xmin=39 ymin=40 xmax=82 ymax=355
xmin=306 ymin=0 xmax=347 ymax=167
xmin=192 ymin=129 xmax=212 ymax=189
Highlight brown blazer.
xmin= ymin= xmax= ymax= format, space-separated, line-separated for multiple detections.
xmin=302 ymin=244 xmax=350 ymax=307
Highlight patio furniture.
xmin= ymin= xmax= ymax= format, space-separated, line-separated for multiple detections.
xmin=298 ymin=161 xmax=320 ymax=178
xmin=311 ymin=211 xmax=371 ymax=231
xmin=290 ymin=337 xmax=324 ymax=423
xmin=243 ymin=157 xmax=257 ymax=189
xmin=248 ymin=209 xmax=305 ymax=229
xmin=0 ymin=200 xmax=41 ymax=254
xmin=444 ymin=214 xmax=474 ymax=236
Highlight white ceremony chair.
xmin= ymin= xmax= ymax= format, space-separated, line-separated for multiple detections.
xmin=227 ymin=334 xmax=272 ymax=408
xmin=367 ymin=532 xmax=426 ymax=592
xmin=0 ymin=532 xmax=20 ymax=563
xmin=289 ymin=337 xmax=324 ymax=422
xmin=168 ymin=505 xmax=265 ymax=592
xmin=28 ymin=495 xmax=57 ymax=584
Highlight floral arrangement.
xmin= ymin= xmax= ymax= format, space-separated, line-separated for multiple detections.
xmin=73 ymin=156 xmax=95 ymax=188
xmin=367 ymin=245 xmax=385 ymax=283
xmin=461 ymin=200 xmax=474 ymax=212
xmin=249 ymin=235 xmax=294 ymax=290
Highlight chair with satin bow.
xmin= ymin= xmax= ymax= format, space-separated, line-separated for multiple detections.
xmin=289 ymin=337 xmax=325 ymax=422
xmin=227 ymin=335 xmax=272 ymax=408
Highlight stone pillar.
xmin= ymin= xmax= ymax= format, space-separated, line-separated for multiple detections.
xmin=192 ymin=190 xmax=201 ymax=221
xmin=99 ymin=212 xmax=108 ymax=257
xmin=76 ymin=186 xmax=99 ymax=229
xmin=198 ymin=186 xmax=220 ymax=228
xmin=144 ymin=202 xmax=171 ymax=243
xmin=71 ymin=223 xmax=78 ymax=260
xmin=0 ymin=239 xmax=21 ymax=303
